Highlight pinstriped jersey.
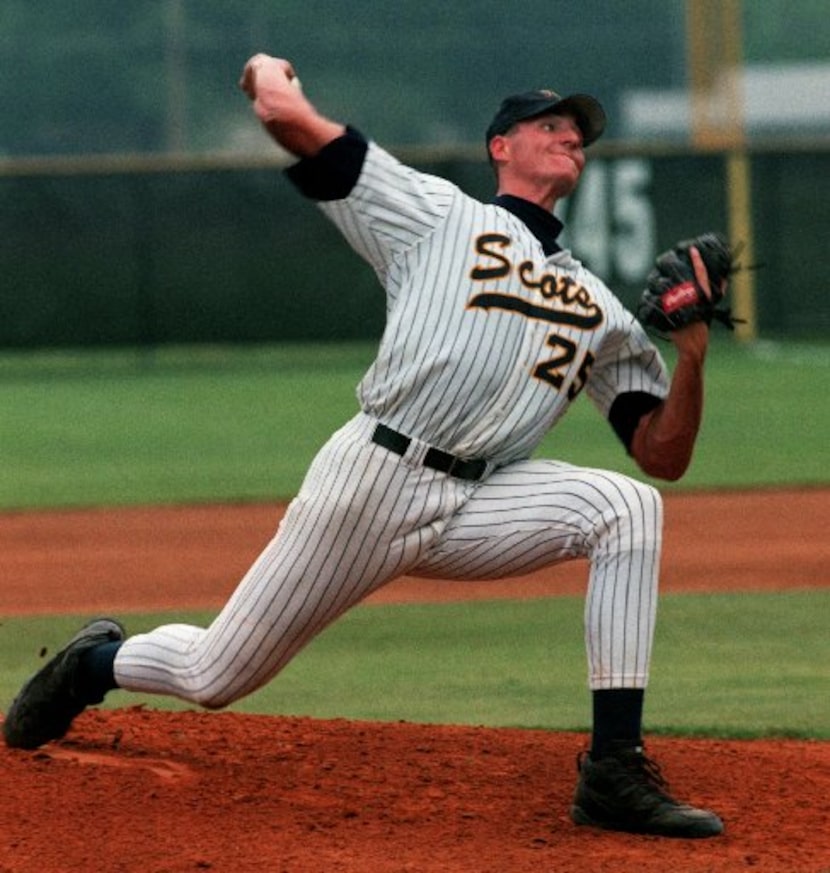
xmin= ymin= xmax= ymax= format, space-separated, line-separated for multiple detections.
xmin=318 ymin=140 xmax=669 ymax=467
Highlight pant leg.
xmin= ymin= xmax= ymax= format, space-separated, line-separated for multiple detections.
xmin=113 ymin=415 xmax=470 ymax=707
xmin=413 ymin=459 xmax=663 ymax=689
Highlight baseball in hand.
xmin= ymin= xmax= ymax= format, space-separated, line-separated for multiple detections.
xmin=289 ymin=74 xmax=303 ymax=92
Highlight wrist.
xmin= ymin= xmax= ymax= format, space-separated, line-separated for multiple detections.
xmin=671 ymin=322 xmax=709 ymax=364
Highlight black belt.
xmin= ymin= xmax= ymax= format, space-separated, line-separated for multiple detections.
xmin=371 ymin=423 xmax=487 ymax=482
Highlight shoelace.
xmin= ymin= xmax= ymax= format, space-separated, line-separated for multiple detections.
xmin=578 ymin=748 xmax=676 ymax=801
xmin=620 ymin=750 xmax=681 ymax=804
xmin=630 ymin=753 xmax=669 ymax=790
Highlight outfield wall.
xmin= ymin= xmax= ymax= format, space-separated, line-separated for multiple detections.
xmin=1 ymin=143 xmax=827 ymax=347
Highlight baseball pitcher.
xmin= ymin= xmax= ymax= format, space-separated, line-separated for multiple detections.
xmin=5 ymin=54 xmax=736 ymax=839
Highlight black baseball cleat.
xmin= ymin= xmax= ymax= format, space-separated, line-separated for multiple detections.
xmin=3 ymin=618 xmax=125 ymax=750
xmin=570 ymin=745 xmax=724 ymax=838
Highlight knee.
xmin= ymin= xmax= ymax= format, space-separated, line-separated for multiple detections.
xmin=634 ymin=479 xmax=662 ymax=519
xmin=180 ymin=666 xmax=239 ymax=710
xmin=614 ymin=478 xmax=663 ymax=544
xmin=189 ymin=685 xmax=233 ymax=710
xmin=592 ymin=476 xmax=663 ymax=545
xmin=184 ymin=657 xmax=271 ymax=710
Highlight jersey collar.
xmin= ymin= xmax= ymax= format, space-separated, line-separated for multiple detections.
xmin=492 ymin=194 xmax=563 ymax=256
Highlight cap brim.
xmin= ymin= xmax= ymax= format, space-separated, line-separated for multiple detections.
xmin=553 ymin=94 xmax=606 ymax=145
xmin=486 ymin=91 xmax=607 ymax=147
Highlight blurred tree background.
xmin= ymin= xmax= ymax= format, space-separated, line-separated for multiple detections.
xmin=2 ymin=0 xmax=828 ymax=157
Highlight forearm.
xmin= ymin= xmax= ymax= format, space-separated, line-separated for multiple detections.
xmin=240 ymin=55 xmax=345 ymax=158
xmin=259 ymin=100 xmax=345 ymax=158
xmin=630 ymin=324 xmax=708 ymax=481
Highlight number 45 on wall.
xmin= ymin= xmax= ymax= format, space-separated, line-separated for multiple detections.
xmin=556 ymin=159 xmax=656 ymax=286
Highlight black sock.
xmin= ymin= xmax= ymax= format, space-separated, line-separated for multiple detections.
xmin=78 ymin=640 xmax=122 ymax=702
xmin=590 ymin=689 xmax=644 ymax=759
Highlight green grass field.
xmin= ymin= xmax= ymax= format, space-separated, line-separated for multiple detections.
xmin=1 ymin=338 xmax=828 ymax=739
xmin=1 ymin=592 xmax=827 ymax=739
xmin=1 ymin=337 xmax=828 ymax=510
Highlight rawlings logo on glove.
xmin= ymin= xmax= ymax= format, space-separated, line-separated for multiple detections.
xmin=636 ymin=232 xmax=742 ymax=335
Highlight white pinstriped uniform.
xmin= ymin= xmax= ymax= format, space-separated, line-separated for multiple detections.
xmin=114 ymin=140 xmax=669 ymax=706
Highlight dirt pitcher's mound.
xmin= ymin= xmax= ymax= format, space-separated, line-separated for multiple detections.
xmin=1 ymin=707 xmax=828 ymax=873
xmin=2 ymin=488 xmax=828 ymax=871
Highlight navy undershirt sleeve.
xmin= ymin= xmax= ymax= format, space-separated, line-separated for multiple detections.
xmin=284 ymin=126 xmax=368 ymax=201
xmin=608 ymin=391 xmax=664 ymax=452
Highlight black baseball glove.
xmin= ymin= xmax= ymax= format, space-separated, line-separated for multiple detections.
xmin=636 ymin=232 xmax=740 ymax=334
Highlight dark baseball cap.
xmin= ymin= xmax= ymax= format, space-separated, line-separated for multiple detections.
xmin=486 ymin=89 xmax=606 ymax=147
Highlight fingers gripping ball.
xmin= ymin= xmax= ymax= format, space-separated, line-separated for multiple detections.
xmin=636 ymin=232 xmax=739 ymax=334
xmin=240 ymin=55 xmax=302 ymax=101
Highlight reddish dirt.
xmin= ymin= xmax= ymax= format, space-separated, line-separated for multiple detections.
xmin=1 ymin=488 xmax=828 ymax=873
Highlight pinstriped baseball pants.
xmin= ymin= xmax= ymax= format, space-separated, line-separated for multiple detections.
xmin=114 ymin=413 xmax=662 ymax=706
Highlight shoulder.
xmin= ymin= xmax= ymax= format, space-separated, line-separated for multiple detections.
xmin=360 ymin=141 xmax=466 ymax=202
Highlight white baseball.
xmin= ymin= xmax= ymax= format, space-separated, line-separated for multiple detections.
xmin=290 ymin=75 xmax=303 ymax=92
